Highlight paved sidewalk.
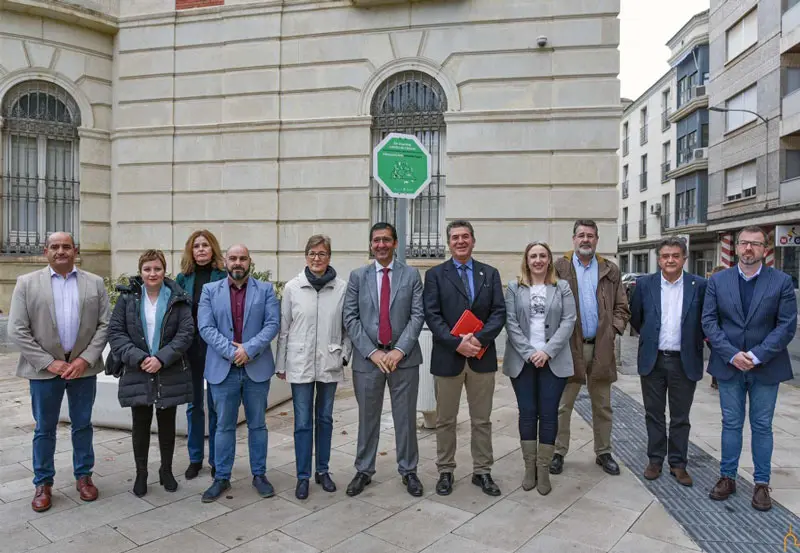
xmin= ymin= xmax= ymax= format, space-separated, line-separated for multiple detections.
xmin=0 ymin=350 xmax=702 ymax=553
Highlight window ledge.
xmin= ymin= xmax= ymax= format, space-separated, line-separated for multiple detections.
xmin=722 ymin=195 xmax=757 ymax=206
xmin=723 ymin=118 xmax=760 ymax=137
xmin=724 ymin=42 xmax=758 ymax=68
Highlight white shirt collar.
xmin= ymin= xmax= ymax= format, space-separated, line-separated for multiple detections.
xmin=49 ymin=267 xmax=78 ymax=279
xmin=737 ymin=262 xmax=763 ymax=281
xmin=660 ymin=271 xmax=684 ymax=287
xmin=375 ymin=260 xmax=394 ymax=273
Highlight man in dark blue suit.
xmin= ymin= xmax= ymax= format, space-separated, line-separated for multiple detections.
xmin=702 ymin=226 xmax=797 ymax=512
xmin=630 ymin=238 xmax=706 ymax=487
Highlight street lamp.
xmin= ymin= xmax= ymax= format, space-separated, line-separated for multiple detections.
xmin=708 ymin=105 xmax=770 ymax=210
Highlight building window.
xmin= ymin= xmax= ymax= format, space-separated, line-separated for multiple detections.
xmin=726 ymin=9 xmax=758 ymax=62
xmin=662 ymin=142 xmax=671 ymax=181
xmin=633 ymin=253 xmax=649 ymax=273
xmin=662 ymin=193 xmax=670 ymax=230
xmin=661 ymin=89 xmax=671 ymax=130
xmin=640 ymin=107 xmax=648 ymax=145
xmin=1 ymin=81 xmax=81 ymax=254
xmin=619 ymin=254 xmax=629 ymax=274
xmin=640 ymin=154 xmax=648 ymax=191
xmin=677 ymin=73 xmax=698 ymax=108
xmin=787 ymin=67 xmax=800 ymax=96
xmin=790 ymin=0 xmax=800 ymax=12
xmin=621 ymin=206 xmax=628 ymax=242
xmin=622 ymin=122 xmax=629 ymax=156
xmin=370 ymin=71 xmax=446 ymax=258
xmin=676 ymin=188 xmax=697 ymax=226
xmin=726 ymin=86 xmax=758 ymax=131
xmin=677 ymin=131 xmax=698 ymax=165
xmin=622 ymin=165 xmax=629 ymax=199
xmin=725 ymin=161 xmax=757 ymax=201
xmin=786 ymin=150 xmax=800 ymax=180
xmin=639 ymin=201 xmax=647 ymax=238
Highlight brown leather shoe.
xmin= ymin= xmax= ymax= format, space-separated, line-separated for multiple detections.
xmin=670 ymin=467 xmax=693 ymax=487
xmin=709 ymin=476 xmax=736 ymax=500
xmin=643 ymin=462 xmax=662 ymax=480
xmin=752 ymin=483 xmax=772 ymax=511
xmin=31 ymin=484 xmax=52 ymax=512
xmin=76 ymin=476 xmax=98 ymax=502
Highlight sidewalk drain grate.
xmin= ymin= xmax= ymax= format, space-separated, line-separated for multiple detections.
xmin=573 ymin=387 xmax=797 ymax=553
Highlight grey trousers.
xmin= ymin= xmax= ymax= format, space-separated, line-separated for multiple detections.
xmin=353 ymin=366 xmax=420 ymax=476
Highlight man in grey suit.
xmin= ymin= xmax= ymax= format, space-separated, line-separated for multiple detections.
xmin=343 ymin=222 xmax=425 ymax=497
xmin=8 ymin=232 xmax=110 ymax=512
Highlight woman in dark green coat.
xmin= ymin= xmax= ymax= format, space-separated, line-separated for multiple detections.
xmin=109 ymin=250 xmax=194 ymax=497
xmin=175 ymin=229 xmax=227 ymax=480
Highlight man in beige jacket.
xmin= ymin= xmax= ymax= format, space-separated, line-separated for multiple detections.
xmin=8 ymin=232 xmax=110 ymax=512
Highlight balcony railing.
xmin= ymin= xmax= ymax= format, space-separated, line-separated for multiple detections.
xmin=622 ymin=180 xmax=629 ymax=199
xmin=621 ymin=223 xmax=628 ymax=242
xmin=662 ymin=110 xmax=671 ymax=131
xmin=640 ymin=172 xmax=648 ymax=191
xmin=639 ymin=220 xmax=647 ymax=238
xmin=640 ymin=125 xmax=648 ymax=145
xmin=661 ymin=162 xmax=671 ymax=182
xmin=622 ymin=137 xmax=629 ymax=157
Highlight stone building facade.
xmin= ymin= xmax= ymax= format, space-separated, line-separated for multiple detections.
xmin=0 ymin=0 xmax=621 ymax=309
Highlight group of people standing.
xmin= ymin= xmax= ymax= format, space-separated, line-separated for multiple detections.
xmin=8 ymin=218 xmax=795 ymax=514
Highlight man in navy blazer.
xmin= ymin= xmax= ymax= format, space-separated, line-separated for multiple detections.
xmin=630 ymin=237 xmax=706 ymax=487
xmin=423 ymin=220 xmax=506 ymax=497
xmin=702 ymin=226 xmax=797 ymax=512
xmin=197 ymin=244 xmax=280 ymax=503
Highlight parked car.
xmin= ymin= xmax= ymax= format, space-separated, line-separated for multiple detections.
xmin=621 ymin=272 xmax=644 ymax=302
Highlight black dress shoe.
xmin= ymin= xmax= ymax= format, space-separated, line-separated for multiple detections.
xmin=472 ymin=473 xmax=501 ymax=496
xmin=550 ymin=453 xmax=564 ymax=475
xmin=185 ymin=462 xmax=202 ymax=480
xmin=345 ymin=472 xmax=371 ymax=497
xmin=402 ymin=473 xmax=424 ymax=497
xmin=436 ymin=472 xmax=453 ymax=496
xmin=159 ymin=467 xmax=178 ymax=492
xmin=201 ymin=479 xmax=230 ymax=503
xmin=596 ymin=453 xmax=621 ymax=475
xmin=295 ymin=479 xmax=309 ymax=500
xmin=315 ymin=472 xmax=337 ymax=493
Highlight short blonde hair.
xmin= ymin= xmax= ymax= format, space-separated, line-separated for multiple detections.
xmin=305 ymin=234 xmax=332 ymax=256
xmin=518 ymin=241 xmax=557 ymax=287
xmin=138 ymin=249 xmax=167 ymax=274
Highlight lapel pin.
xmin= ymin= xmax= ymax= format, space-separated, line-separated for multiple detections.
xmin=692 ymin=281 xmax=695 ymax=286
xmin=479 ymin=271 xmax=484 ymax=276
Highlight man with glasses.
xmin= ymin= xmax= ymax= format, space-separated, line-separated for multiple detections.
xmin=343 ymin=223 xmax=425 ymax=497
xmin=550 ymin=220 xmax=630 ymax=477
xmin=630 ymin=237 xmax=706 ymax=486
xmin=703 ymin=226 xmax=797 ymax=511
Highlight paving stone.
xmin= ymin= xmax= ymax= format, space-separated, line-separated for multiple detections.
xmin=516 ymin=534 xmax=606 ymax=553
xmin=324 ymin=533 xmax=407 ymax=553
xmin=453 ymin=499 xmax=559 ymax=552
xmin=226 ymin=530 xmax=318 ymax=553
xmin=281 ymin=498 xmax=392 ymax=551
xmin=366 ymin=499 xmax=474 ymax=552
xmin=29 ymin=526 xmax=136 ymax=553
xmin=629 ymin=501 xmax=701 ymax=551
xmin=30 ymin=492 xmax=152 ymax=541
xmin=122 ymin=528 xmax=225 ymax=553
xmin=507 ymin=474 xmax=592 ymax=513
xmin=610 ymin=533 xmax=702 ymax=553
xmin=584 ymin=473 xmax=654 ymax=512
xmin=537 ymin=497 xmax=642 ymax=551
xmin=357 ymin=473 xmax=434 ymax=513
xmin=194 ymin=496 xmax=310 ymax=547
xmin=419 ymin=534 xmax=508 ymax=553
xmin=0 ymin=522 xmax=50 ymax=553
xmin=112 ymin=494 xmax=230 ymax=545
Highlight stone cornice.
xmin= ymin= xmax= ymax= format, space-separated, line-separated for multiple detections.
xmin=0 ymin=0 xmax=118 ymax=33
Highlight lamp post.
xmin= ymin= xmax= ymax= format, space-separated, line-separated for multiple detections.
xmin=708 ymin=105 xmax=770 ymax=211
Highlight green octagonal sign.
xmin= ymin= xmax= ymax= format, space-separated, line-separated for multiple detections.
xmin=373 ymin=133 xmax=432 ymax=199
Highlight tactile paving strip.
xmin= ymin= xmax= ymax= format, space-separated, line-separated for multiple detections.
xmin=572 ymin=387 xmax=798 ymax=553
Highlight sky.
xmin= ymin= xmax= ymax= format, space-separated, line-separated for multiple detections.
xmin=619 ymin=0 xmax=711 ymax=101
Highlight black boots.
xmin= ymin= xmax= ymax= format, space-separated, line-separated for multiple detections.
xmin=133 ymin=458 xmax=148 ymax=497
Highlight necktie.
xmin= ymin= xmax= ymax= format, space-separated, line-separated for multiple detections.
xmin=460 ymin=265 xmax=473 ymax=304
xmin=378 ymin=267 xmax=392 ymax=345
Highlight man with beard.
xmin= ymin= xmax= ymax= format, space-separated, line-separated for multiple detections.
xmin=424 ymin=220 xmax=506 ymax=497
xmin=342 ymin=223 xmax=425 ymax=497
xmin=550 ymin=220 xmax=630 ymax=476
xmin=197 ymin=244 xmax=280 ymax=502
xmin=702 ymin=226 xmax=797 ymax=512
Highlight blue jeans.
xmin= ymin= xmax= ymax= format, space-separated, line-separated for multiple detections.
xmin=718 ymin=371 xmax=780 ymax=484
xmin=210 ymin=367 xmax=270 ymax=481
xmin=511 ymin=363 xmax=567 ymax=445
xmin=186 ymin=383 xmax=217 ymax=466
xmin=291 ymin=381 xmax=337 ymax=481
xmin=29 ymin=376 xmax=97 ymax=486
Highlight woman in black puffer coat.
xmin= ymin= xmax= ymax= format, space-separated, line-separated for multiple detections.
xmin=108 ymin=250 xmax=194 ymax=498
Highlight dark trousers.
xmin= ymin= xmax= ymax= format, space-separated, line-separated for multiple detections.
xmin=131 ymin=405 xmax=177 ymax=471
xmin=510 ymin=363 xmax=567 ymax=445
xmin=186 ymin=342 xmax=217 ymax=467
xmin=641 ymin=353 xmax=697 ymax=468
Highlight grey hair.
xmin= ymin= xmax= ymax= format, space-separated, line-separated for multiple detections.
xmin=656 ymin=237 xmax=688 ymax=257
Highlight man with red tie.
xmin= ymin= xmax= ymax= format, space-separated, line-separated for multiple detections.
xmin=343 ymin=222 xmax=425 ymax=497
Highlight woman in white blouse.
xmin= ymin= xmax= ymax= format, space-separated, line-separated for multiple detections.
xmin=503 ymin=241 xmax=577 ymax=496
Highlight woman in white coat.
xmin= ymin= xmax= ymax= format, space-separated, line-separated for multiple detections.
xmin=276 ymin=235 xmax=352 ymax=500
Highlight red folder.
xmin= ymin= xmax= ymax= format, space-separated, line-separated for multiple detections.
xmin=451 ymin=309 xmax=488 ymax=360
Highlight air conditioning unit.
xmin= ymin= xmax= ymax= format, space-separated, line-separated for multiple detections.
xmin=650 ymin=204 xmax=662 ymax=215
xmin=693 ymin=85 xmax=706 ymax=98
xmin=694 ymin=147 xmax=708 ymax=160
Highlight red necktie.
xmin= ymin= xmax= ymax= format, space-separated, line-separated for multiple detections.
xmin=378 ymin=267 xmax=392 ymax=345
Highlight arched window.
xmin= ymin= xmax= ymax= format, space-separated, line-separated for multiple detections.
xmin=2 ymin=81 xmax=81 ymax=253
xmin=370 ymin=71 xmax=446 ymax=258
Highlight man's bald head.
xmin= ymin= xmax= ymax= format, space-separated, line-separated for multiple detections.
xmin=44 ymin=232 xmax=77 ymax=276
xmin=45 ymin=232 xmax=75 ymax=249
xmin=225 ymin=244 xmax=251 ymax=283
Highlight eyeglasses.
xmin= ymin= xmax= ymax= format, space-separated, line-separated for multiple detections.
xmin=737 ymin=240 xmax=765 ymax=248
xmin=307 ymin=252 xmax=329 ymax=259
